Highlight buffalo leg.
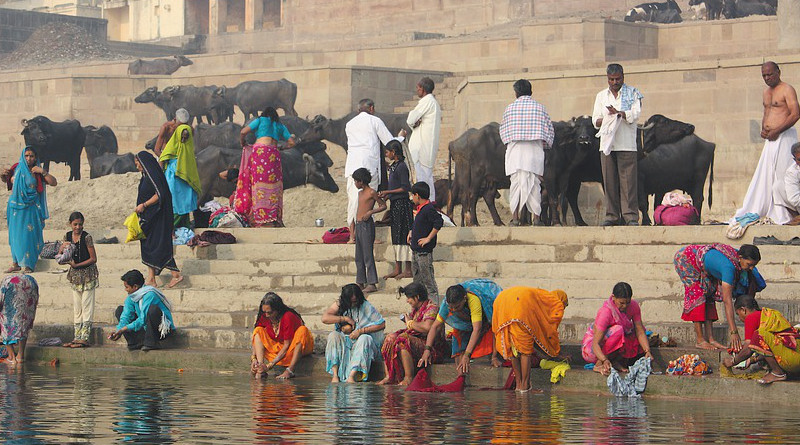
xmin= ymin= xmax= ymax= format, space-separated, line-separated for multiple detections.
xmin=638 ymin=177 xmax=651 ymax=226
xmin=467 ymin=184 xmax=481 ymax=226
xmin=482 ymin=189 xmax=504 ymax=226
xmin=566 ymin=180 xmax=587 ymax=226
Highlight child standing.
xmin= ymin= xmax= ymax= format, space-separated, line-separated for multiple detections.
xmin=353 ymin=168 xmax=386 ymax=293
xmin=61 ymin=212 xmax=99 ymax=348
xmin=378 ymin=140 xmax=414 ymax=279
xmin=407 ymin=182 xmax=443 ymax=304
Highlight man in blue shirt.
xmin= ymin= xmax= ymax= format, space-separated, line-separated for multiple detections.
xmin=109 ymin=270 xmax=175 ymax=351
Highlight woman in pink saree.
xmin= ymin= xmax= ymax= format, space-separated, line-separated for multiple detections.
xmin=234 ymin=107 xmax=296 ymax=227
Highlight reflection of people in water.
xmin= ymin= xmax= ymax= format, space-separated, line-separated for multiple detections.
xmin=251 ymin=382 xmax=306 ymax=441
xmin=112 ymin=376 xmax=173 ymax=443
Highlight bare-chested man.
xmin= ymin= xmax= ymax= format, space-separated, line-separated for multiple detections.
xmin=353 ymin=167 xmax=386 ymax=294
xmin=154 ymin=108 xmax=191 ymax=157
xmin=731 ymin=61 xmax=800 ymax=225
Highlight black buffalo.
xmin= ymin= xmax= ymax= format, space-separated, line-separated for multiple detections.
xmin=20 ymin=116 xmax=85 ymax=181
xmin=228 ymin=79 xmax=299 ymax=122
xmin=88 ymin=153 xmax=137 ymax=179
xmin=83 ymin=125 xmax=118 ymax=163
xmin=624 ymin=0 xmax=683 ymax=23
xmin=445 ymin=123 xmax=508 ymax=226
xmin=194 ymin=122 xmax=245 ymax=152
xmin=690 ymin=0 xmax=724 ymax=19
xmin=723 ymin=0 xmax=776 ymax=18
xmin=195 ymin=142 xmax=339 ymax=205
xmin=127 ymin=55 xmax=193 ymax=75
xmin=297 ymin=111 xmax=412 ymax=151
xmin=160 ymin=85 xmax=228 ymax=125
xmin=135 ymin=86 xmax=177 ymax=121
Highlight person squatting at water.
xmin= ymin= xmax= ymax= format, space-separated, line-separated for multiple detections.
xmin=2 ymin=146 xmax=57 ymax=274
xmin=581 ymin=282 xmax=652 ymax=376
xmin=322 ymin=284 xmax=386 ymax=383
xmin=109 ymin=270 xmax=175 ymax=351
xmin=493 ymin=286 xmax=569 ymax=393
xmin=377 ymin=283 xmax=447 ymax=386
xmin=724 ymin=295 xmax=800 ymax=385
xmin=0 ymin=273 xmax=39 ymax=365
xmin=674 ymin=243 xmax=764 ymax=351
xmin=251 ymin=292 xmax=314 ymax=379
xmin=418 ymin=280 xmax=503 ymax=375
xmin=59 ymin=211 xmax=99 ymax=348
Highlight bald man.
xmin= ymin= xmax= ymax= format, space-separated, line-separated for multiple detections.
xmin=732 ymin=61 xmax=800 ymax=225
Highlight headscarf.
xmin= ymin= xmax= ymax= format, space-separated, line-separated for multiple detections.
xmin=158 ymin=124 xmax=202 ymax=194
xmin=7 ymin=147 xmax=48 ymax=221
xmin=135 ymin=150 xmax=172 ymax=223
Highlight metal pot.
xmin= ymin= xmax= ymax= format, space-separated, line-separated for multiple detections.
xmin=315 ymin=218 xmax=324 ymax=227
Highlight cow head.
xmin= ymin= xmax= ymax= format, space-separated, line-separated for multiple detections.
xmin=134 ymin=86 xmax=159 ymax=104
xmin=176 ymin=55 xmax=193 ymax=67
xmin=297 ymin=114 xmax=329 ymax=144
xmin=572 ymin=116 xmax=596 ymax=148
xmin=20 ymin=117 xmax=49 ymax=146
xmin=145 ymin=136 xmax=157 ymax=151
xmin=638 ymin=114 xmax=694 ymax=153
xmin=299 ymin=142 xmax=339 ymax=192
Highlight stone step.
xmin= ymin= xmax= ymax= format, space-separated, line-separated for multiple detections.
xmin=12 ymin=225 xmax=800 ymax=247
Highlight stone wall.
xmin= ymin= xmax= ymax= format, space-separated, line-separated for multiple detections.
xmin=0 ymin=7 xmax=107 ymax=53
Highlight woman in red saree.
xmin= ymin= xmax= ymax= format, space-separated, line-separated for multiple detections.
xmin=377 ymin=283 xmax=446 ymax=385
xmin=235 ymin=107 xmax=295 ymax=227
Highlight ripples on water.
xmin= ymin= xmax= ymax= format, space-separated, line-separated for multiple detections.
xmin=0 ymin=364 xmax=797 ymax=444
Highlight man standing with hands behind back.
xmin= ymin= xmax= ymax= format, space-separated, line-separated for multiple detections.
xmin=592 ymin=63 xmax=643 ymax=227
xmin=406 ymin=77 xmax=442 ymax=202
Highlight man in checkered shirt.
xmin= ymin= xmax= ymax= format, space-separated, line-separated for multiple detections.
xmin=499 ymin=79 xmax=555 ymax=226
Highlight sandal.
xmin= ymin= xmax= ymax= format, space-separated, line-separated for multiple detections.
xmin=4 ymin=266 xmax=20 ymax=273
xmin=757 ymin=372 xmax=787 ymax=385
xmin=70 ymin=342 xmax=90 ymax=348
xmin=62 ymin=341 xmax=75 ymax=348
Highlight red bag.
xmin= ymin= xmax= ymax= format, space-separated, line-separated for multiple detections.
xmin=654 ymin=204 xmax=700 ymax=226
xmin=322 ymin=227 xmax=350 ymax=244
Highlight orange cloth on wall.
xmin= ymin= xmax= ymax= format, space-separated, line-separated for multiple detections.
xmin=252 ymin=325 xmax=314 ymax=367
xmin=492 ymin=287 xmax=567 ymax=359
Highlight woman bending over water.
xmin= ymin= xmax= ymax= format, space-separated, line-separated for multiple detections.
xmin=251 ymin=292 xmax=314 ymax=379
xmin=581 ymin=282 xmax=652 ymax=376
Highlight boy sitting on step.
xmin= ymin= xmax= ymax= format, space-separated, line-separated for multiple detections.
xmin=353 ymin=168 xmax=386 ymax=294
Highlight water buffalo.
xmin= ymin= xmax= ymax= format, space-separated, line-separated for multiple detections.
xmin=83 ymin=125 xmax=118 ymax=163
xmin=690 ymin=0 xmax=724 ymax=19
xmin=722 ymin=0 xmax=775 ymax=18
xmin=20 ymin=116 xmax=85 ymax=181
xmin=624 ymin=0 xmax=682 ymax=23
xmin=229 ymin=79 xmax=299 ymax=121
xmin=638 ymin=134 xmax=715 ymax=225
xmin=195 ymin=122 xmax=245 ymax=152
xmin=127 ymin=55 xmax=193 ymax=75
xmin=160 ymin=85 xmax=228 ymax=125
xmin=135 ymin=86 xmax=177 ymax=121
xmin=445 ymin=123 xmax=508 ymax=226
xmin=88 ymin=153 xmax=137 ymax=179
xmin=195 ymin=142 xmax=339 ymax=205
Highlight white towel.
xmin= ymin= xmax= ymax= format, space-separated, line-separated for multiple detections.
xmin=598 ymin=114 xmax=623 ymax=156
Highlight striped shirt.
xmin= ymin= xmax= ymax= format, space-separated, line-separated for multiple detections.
xmin=499 ymin=96 xmax=555 ymax=148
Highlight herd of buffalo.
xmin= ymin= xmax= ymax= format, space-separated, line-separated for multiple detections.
xmin=625 ymin=0 xmax=776 ymax=23
xmin=18 ymin=76 xmax=714 ymax=227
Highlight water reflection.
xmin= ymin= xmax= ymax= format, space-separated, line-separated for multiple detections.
xmin=0 ymin=365 xmax=799 ymax=444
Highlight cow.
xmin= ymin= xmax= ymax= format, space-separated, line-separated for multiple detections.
xmin=88 ymin=152 xmax=137 ymax=179
xmin=723 ymin=0 xmax=776 ymax=18
xmin=83 ymin=125 xmax=118 ymax=163
xmin=20 ymin=116 xmax=85 ymax=181
xmin=160 ymin=85 xmax=228 ymax=125
xmin=690 ymin=0 xmax=724 ymax=19
xmin=624 ymin=0 xmax=683 ymax=23
xmin=195 ymin=141 xmax=339 ymax=205
xmin=194 ymin=122 xmax=245 ymax=152
xmin=135 ymin=86 xmax=177 ymax=121
xmin=445 ymin=123 xmax=509 ymax=227
xmin=229 ymin=79 xmax=299 ymax=121
xmin=298 ymin=112 xmax=412 ymax=150
xmin=127 ymin=55 xmax=193 ymax=75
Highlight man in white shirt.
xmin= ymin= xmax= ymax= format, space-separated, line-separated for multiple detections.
xmin=345 ymin=98 xmax=399 ymax=241
xmin=406 ymin=77 xmax=442 ymax=202
xmin=592 ymin=63 xmax=643 ymax=226
xmin=784 ymin=142 xmax=800 ymax=219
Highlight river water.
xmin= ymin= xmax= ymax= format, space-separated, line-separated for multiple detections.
xmin=0 ymin=364 xmax=796 ymax=444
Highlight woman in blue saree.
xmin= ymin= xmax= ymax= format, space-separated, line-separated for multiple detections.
xmin=3 ymin=147 xmax=56 ymax=273
xmin=322 ymin=284 xmax=386 ymax=383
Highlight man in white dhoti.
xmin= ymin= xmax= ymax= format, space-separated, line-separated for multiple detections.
xmin=732 ymin=61 xmax=800 ymax=225
xmin=345 ymin=98 xmax=402 ymax=242
xmin=499 ymin=79 xmax=555 ymax=226
xmin=592 ymin=63 xmax=643 ymax=227
xmin=406 ymin=77 xmax=441 ymax=202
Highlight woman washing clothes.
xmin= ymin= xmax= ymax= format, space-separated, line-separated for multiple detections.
xmin=581 ymin=282 xmax=652 ymax=376
xmin=250 ymin=292 xmax=314 ymax=379
xmin=234 ymin=107 xmax=296 ymax=227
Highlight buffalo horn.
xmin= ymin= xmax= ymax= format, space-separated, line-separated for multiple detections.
xmin=20 ymin=119 xmax=28 ymax=127
xmin=637 ymin=122 xmax=655 ymax=130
